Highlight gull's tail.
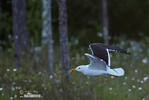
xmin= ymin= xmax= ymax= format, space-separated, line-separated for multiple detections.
xmin=107 ymin=67 xmax=125 ymax=77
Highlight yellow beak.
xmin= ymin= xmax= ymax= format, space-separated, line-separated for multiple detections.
xmin=72 ymin=69 xmax=76 ymax=71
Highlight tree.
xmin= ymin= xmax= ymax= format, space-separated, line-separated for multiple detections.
xmin=56 ymin=0 xmax=70 ymax=82
xmin=42 ymin=0 xmax=54 ymax=75
xmin=12 ymin=0 xmax=28 ymax=68
xmin=102 ymin=0 xmax=109 ymax=44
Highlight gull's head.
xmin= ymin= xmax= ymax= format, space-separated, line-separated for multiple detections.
xmin=72 ymin=65 xmax=87 ymax=73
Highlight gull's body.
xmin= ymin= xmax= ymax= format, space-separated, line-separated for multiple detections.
xmin=76 ymin=65 xmax=108 ymax=76
xmin=72 ymin=43 xmax=130 ymax=77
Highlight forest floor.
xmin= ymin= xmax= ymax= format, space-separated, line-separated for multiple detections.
xmin=0 ymin=39 xmax=149 ymax=100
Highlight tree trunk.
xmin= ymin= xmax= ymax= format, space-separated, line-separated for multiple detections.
xmin=42 ymin=0 xmax=54 ymax=75
xmin=102 ymin=0 xmax=109 ymax=44
xmin=57 ymin=0 xmax=70 ymax=82
xmin=12 ymin=0 xmax=28 ymax=68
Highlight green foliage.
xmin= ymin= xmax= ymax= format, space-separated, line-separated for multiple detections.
xmin=0 ymin=8 xmax=12 ymax=49
xmin=109 ymin=0 xmax=149 ymax=38
xmin=26 ymin=0 xmax=42 ymax=46
xmin=1 ymin=0 xmax=149 ymax=99
xmin=1 ymin=0 xmax=149 ymax=48
xmin=0 ymin=39 xmax=149 ymax=100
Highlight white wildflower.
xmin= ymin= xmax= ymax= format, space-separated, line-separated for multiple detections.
xmin=38 ymin=72 xmax=42 ymax=75
xmin=128 ymin=89 xmax=131 ymax=92
xmin=140 ymin=80 xmax=144 ymax=84
xmin=142 ymin=58 xmax=148 ymax=64
xmin=19 ymin=90 xmax=24 ymax=95
xmin=13 ymin=68 xmax=17 ymax=72
xmin=6 ymin=68 xmax=10 ymax=72
xmin=15 ymin=86 xmax=21 ymax=90
xmin=132 ymin=85 xmax=136 ymax=88
xmin=97 ymin=32 xmax=103 ymax=37
xmin=138 ymin=87 xmax=142 ymax=90
xmin=10 ymin=97 xmax=13 ymax=100
xmin=0 ymin=88 xmax=3 ymax=91
xmin=142 ymin=98 xmax=145 ymax=100
xmin=86 ymin=81 xmax=88 ymax=84
xmin=134 ymin=69 xmax=138 ymax=73
xmin=123 ymin=82 xmax=126 ymax=85
xmin=109 ymin=87 xmax=112 ymax=91
xmin=124 ymin=76 xmax=128 ymax=80
xmin=14 ymin=95 xmax=17 ymax=98
xmin=11 ymin=87 xmax=15 ymax=91
xmin=143 ymin=76 xmax=148 ymax=82
xmin=74 ymin=39 xmax=79 ymax=45
xmin=137 ymin=79 xmax=140 ymax=83
xmin=49 ymin=75 xmax=53 ymax=79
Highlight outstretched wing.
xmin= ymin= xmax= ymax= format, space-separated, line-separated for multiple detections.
xmin=85 ymin=53 xmax=107 ymax=70
xmin=90 ymin=43 xmax=130 ymax=55
xmin=89 ymin=43 xmax=130 ymax=66
xmin=89 ymin=44 xmax=109 ymax=65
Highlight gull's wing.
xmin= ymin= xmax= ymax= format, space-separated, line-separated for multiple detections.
xmin=89 ymin=43 xmax=130 ymax=66
xmin=89 ymin=44 xmax=109 ymax=65
xmin=90 ymin=43 xmax=130 ymax=55
xmin=85 ymin=53 xmax=107 ymax=70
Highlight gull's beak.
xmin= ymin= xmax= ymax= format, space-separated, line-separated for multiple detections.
xmin=72 ymin=69 xmax=76 ymax=71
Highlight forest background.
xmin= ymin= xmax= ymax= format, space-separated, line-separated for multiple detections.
xmin=0 ymin=0 xmax=149 ymax=100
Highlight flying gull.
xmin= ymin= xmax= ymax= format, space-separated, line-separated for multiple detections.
xmin=72 ymin=43 xmax=130 ymax=77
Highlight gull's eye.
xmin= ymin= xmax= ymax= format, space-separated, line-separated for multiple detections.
xmin=78 ymin=67 xmax=80 ymax=69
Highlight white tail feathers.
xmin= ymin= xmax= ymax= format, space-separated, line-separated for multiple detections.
xmin=107 ymin=68 xmax=125 ymax=76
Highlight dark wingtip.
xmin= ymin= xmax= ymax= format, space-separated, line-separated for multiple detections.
xmin=89 ymin=43 xmax=131 ymax=55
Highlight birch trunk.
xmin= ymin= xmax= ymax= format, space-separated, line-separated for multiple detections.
xmin=102 ymin=0 xmax=109 ymax=44
xmin=42 ymin=0 xmax=53 ymax=75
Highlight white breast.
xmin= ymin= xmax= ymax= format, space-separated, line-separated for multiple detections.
xmin=83 ymin=68 xmax=108 ymax=76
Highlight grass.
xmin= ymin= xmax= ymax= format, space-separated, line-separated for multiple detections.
xmin=0 ymin=40 xmax=149 ymax=100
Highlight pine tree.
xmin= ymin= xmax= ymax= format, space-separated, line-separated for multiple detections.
xmin=57 ymin=0 xmax=70 ymax=82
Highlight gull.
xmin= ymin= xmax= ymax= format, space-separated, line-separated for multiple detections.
xmin=72 ymin=43 xmax=130 ymax=77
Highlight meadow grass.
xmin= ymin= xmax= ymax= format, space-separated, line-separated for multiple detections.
xmin=0 ymin=40 xmax=149 ymax=100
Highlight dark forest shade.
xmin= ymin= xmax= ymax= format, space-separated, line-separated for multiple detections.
xmin=12 ymin=0 xmax=28 ymax=68
xmin=1 ymin=0 xmax=149 ymax=49
xmin=57 ymin=0 xmax=70 ymax=82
